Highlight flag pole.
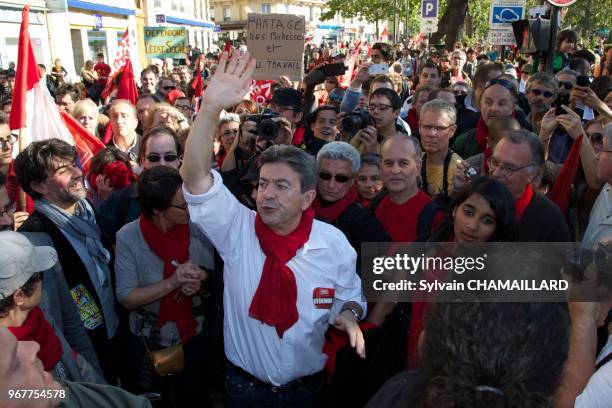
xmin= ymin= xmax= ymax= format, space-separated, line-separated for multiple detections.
xmin=18 ymin=126 xmax=26 ymax=209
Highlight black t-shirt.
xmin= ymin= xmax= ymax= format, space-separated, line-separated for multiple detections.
xmin=365 ymin=370 xmax=426 ymax=408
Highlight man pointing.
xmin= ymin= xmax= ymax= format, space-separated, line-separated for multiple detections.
xmin=180 ymin=51 xmax=366 ymax=407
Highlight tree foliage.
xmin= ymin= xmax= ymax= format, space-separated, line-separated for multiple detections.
xmin=320 ymin=0 xmax=611 ymax=45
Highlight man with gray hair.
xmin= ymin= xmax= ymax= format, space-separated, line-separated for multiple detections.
xmin=454 ymin=129 xmax=570 ymax=242
xmin=313 ymin=141 xmax=389 ymax=258
xmin=525 ymin=72 xmax=558 ymax=133
xmin=180 ymin=51 xmax=366 ymax=406
xmin=419 ymin=99 xmax=461 ymax=197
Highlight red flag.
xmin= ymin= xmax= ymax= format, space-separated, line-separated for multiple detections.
xmin=59 ymin=110 xmax=105 ymax=174
xmin=549 ymin=135 xmax=583 ymax=214
xmin=102 ymin=28 xmax=133 ymax=100
xmin=9 ymin=6 xmax=41 ymax=130
xmin=116 ymin=58 xmax=138 ymax=106
xmin=378 ymin=26 xmax=389 ymax=43
xmin=192 ymin=68 xmax=203 ymax=99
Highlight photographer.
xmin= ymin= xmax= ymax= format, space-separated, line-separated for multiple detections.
xmin=350 ymin=88 xmax=408 ymax=154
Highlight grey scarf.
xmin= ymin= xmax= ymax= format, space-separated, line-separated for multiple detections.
xmin=36 ymin=199 xmax=110 ymax=285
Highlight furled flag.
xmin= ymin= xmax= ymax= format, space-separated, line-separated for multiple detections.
xmin=378 ymin=26 xmax=389 ymax=43
xmin=9 ymin=6 xmax=105 ymax=173
xmin=191 ymin=55 xmax=203 ymax=99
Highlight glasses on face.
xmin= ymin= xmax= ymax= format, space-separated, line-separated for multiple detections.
xmin=529 ymin=88 xmax=555 ymax=98
xmin=163 ymin=85 xmax=176 ymax=91
xmin=558 ymin=81 xmax=574 ymax=90
xmin=169 ymin=202 xmax=188 ymax=211
xmin=0 ymin=133 xmax=18 ymax=148
xmin=318 ymin=172 xmax=351 ymax=183
xmin=146 ymin=153 xmax=179 ymax=163
xmin=588 ymin=132 xmax=603 ymax=143
xmin=487 ymin=157 xmax=536 ymax=176
xmin=419 ymin=124 xmax=454 ymax=134
xmin=0 ymin=202 xmax=16 ymax=218
xmin=368 ymin=104 xmax=393 ymax=112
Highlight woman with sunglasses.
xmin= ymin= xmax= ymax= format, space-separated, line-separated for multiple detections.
xmin=115 ymin=166 xmax=217 ymax=407
xmin=406 ymin=176 xmax=516 ymax=367
xmin=452 ymin=78 xmax=526 ymax=162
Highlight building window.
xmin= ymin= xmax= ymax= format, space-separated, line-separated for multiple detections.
xmin=262 ymin=3 xmax=270 ymax=13
xmin=309 ymin=7 xmax=313 ymax=21
xmin=223 ymin=6 xmax=231 ymax=21
xmin=154 ymin=0 xmax=161 ymax=7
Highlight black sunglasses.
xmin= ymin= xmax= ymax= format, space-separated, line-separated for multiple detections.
xmin=485 ymin=78 xmax=517 ymax=93
xmin=146 ymin=154 xmax=179 ymax=162
xmin=318 ymin=172 xmax=351 ymax=183
xmin=589 ymin=132 xmax=603 ymax=143
xmin=163 ymin=85 xmax=176 ymax=90
xmin=530 ymin=89 xmax=555 ymax=98
xmin=558 ymin=81 xmax=573 ymax=90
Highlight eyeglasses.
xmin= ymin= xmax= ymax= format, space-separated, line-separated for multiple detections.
xmin=163 ymin=85 xmax=176 ymax=91
xmin=529 ymin=88 xmax=555 ymax=98
xmin=0 ymin=202 xmax=16 ymax=218
xmin=368 ymin=104 xmax=393 ymax=112
xmin=318 ymin=172 xmax=351 ymax=183
xmin=169 ymin=202 xmax=188 ymax=211
xmin=0 ymin=133 xmax=18 ymax=148
xmin=487 ymin=157 xmax=536 ymax=176
xmin=419 ymin=124 xmax=454 ymax=133
xmin=558 ymin=81 xmax=574 ymax=90
xmin=145 ymin=153 xmax=179 ymax=163
xmin=485 ymin=78 xmax=517 ymax=94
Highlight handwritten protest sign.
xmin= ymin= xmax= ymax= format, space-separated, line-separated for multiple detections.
xmin=144 ymin=26 xmax=186 ymax=59
xmin=247 ymin=14 xmax=305 ymax=81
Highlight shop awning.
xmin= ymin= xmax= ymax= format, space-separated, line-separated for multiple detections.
xmin=165 ymin=15 xmax=215 ymax=29
xmin=67 ymin=0 xmax=135 ymax=16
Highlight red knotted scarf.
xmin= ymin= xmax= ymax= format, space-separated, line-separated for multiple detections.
xmin=549 ymin=135 xmax=583 ymax=214
xmin=139 ymin=216 xmax=196 ymax=343
xmin=476 ymin=117 xmax=492 ymax=173
xmin=515 ymin=183 xmax=534 ymax=220
xmin=312 ymin=187 xmax=358 ymax=222
xmin=8 ymin=307 xmax=63 ymax=371
xmin=250 ymin=208 xmax=315 ymax=338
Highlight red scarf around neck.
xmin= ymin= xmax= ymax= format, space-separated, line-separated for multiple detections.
xmin=312 ymin=187 xmax=358 ymax=222
xmin=250 ymin=208 xmax=315 ymax=338
xmin=8 ymin=307 xmax=63 ymax=371
xmin=139 ymin=216 xmax=196 ymax=343
xmin=515 ymin=183 xmax=534 ymax=220
xmin=407 ymin=108 xmax=419 ymax=134
xmin=476 ymin=117 xmax=493 ymax=173
xmin=549 ymin=135 xmax=583 ymax=214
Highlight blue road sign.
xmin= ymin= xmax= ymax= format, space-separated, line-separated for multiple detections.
xmin=422 ymin=0 xmax=438 ymax=18
xmin=491 ymin=6 xmax=523 ymax=24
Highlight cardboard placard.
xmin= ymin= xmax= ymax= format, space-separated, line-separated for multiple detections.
xmin=144 ymin=26 xmax=186 ymax=59
xmin=247 ymin=14 xmax=305 ymax=81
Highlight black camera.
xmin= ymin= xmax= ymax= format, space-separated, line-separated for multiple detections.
xmin=341 ymin=108 xmax=372 ymax=136
xmin=245 ymin=109 xmax=280 ymax=141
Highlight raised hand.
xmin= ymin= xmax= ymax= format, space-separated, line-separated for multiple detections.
xmin=201 ymin=51 xmax=257 ymax=111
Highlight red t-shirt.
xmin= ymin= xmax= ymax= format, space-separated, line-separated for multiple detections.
xmin=375 ymin=191 xmax=431 ymax=242
xmin=94 ymin=62 xmax=111 ymax=87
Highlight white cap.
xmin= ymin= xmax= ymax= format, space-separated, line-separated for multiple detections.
xmin=0 ymin=231 xmax=57 ymax=300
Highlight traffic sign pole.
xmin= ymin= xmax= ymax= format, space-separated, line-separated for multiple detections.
xmin=545 ymin=5 xmax=560 ymax=73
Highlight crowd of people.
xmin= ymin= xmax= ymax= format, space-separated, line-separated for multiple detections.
xmin=0 ymin=28 xmax=611 ymax=408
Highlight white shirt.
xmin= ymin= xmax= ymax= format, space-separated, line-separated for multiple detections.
xmin=183 ymin=170 xmax=366 ymax=386
xmin=575 ymin=360 xmax=612 ymax=407
xmin=582 ymin=183 xmax=612 ymax=249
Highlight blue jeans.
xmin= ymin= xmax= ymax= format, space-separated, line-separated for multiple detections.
xmin=224 ymin=364 xmax=324 ymax=408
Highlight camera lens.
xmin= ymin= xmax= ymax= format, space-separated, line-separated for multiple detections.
xmin=258 ymin=119 xmax=278 ymax=141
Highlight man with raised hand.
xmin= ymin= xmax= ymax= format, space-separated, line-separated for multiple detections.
xmin=180 ymin=51 xmax=366 ymax=407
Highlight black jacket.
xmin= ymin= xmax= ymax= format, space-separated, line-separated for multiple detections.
xmin=517 ymin=192 xmax=571 ymax=242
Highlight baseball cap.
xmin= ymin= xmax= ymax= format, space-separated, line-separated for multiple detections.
xmin=269 ymin=88 xmax=304 ymax=111
xmin=0 ymin=231 xmax=57 ymax=300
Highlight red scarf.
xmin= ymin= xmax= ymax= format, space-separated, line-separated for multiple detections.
xmin=375 ymin=192 xmax=432 ymax=242
xmin=250 ymin=208 xmax=315 ymax=338
xmin=8 ymin=307 xmax=63 ymax=371
xmin=515 ymin=184 xmax=534 ymax=220
xmin=292 ymin=127 xmax=306 ymax=146
xmin=549 ymin=135 xmax=583 ymax=214
xmin=139 ymin=216 xmax=196 ymax=343
xmin=312 ymin=187 xmax=358 ymax=222
xmin=476 ymin=117 xmax=492 ymax=173
xmin=407 ymin=108 xmax=419 ymax=134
